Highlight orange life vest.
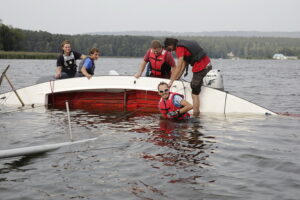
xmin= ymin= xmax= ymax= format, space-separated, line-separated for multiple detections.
xmin=158 ymin=92 xmax=190 ymax=120
xmin=149 ymin=49 xmax=171 ymax=78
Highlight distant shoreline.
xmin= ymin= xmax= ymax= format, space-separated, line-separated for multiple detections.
xmin=0 ymin=51 xmax=298 ymax=60
xmin=0 ymin=51 xmax=58 ymax=59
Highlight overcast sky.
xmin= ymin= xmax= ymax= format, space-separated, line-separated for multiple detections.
xmin=0 ymin=0 xmax=299 ymax=35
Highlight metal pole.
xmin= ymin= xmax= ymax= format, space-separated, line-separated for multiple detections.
xmin=4 ymin=74 xmax=25 ymax=107
xmin=123 ymin=89 xmax=127 ymax=112
xmin=65 ymin=101 xmax=73 ymax=141
xmin=0 ymin=65 xmax=10 ymax=86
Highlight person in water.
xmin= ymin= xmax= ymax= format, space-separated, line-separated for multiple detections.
xmin=164 ymin=38 xmax=212 ymax=116
xmin=77 ymin=48 xmax=100 ymax=79
xmin=55 ymin=40 xmax=86 ymax=79
xmin=158 ymin=82 xmax=193 ymax=120
xmin=134 ymin=40 xmax=175 ymax=79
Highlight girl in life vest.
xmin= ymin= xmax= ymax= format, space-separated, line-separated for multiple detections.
xmin=158 ymin=82 xmax=193 ymax=120
xmin=55 ymin=40 xmax=86 ymax=79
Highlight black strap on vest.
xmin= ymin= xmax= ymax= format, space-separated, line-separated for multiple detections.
xmin=177 ymin=40 xmax=207 ymax=65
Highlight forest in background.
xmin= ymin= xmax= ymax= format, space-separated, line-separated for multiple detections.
xmin=1 ymin=23 xmax=300 ymax=59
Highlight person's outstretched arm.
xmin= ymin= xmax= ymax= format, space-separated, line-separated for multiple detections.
xmin=134 ymin=60 xmax=147 ymax=78
xmin=168 ymin=57 xmax=186 ymax=87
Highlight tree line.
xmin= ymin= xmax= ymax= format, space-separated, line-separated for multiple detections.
xmin=1 ymin=23 xmax=300 ymax=59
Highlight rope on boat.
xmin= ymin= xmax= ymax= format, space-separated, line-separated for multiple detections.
xmin=179 ymin=78 xmax=188 ymax=100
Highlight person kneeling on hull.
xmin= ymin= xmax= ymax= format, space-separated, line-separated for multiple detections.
xmin=158 ymin=82 xmax=193 ymax=120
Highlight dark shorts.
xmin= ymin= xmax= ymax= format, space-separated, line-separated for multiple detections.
xmin=59 ymin=71 xmax=76 ymax=79
xmin=190 ymin=64 xmax=212 ymax=95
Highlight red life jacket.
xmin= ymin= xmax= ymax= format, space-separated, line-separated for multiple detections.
xmin=158 ymin=92 xmax=190 ymax=120
xmin=149 ymin=49 xmax=170 ymax=78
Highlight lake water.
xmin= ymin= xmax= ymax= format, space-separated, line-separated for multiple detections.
xmin=0 ymin=58 xmax=300 ymax=200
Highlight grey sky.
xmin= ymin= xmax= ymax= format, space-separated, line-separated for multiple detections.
xmin=0 ymin=0 xmax=299 ymax=35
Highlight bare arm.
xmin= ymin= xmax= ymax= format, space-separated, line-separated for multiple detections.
xmin=174 ymin=59 xmax=188 ymax=80
xmin=80 ymin=54 xmax=87 ymax=59
xmin=81 ymin=66 xmax=92 ymax=79
xmin=168 ymin=57 xmax=186 ymax=87
xmin=178 ymin=99 xmax=193 ymax=114
xmin=134 ymin=60 xmax=147 ymax=78
xmin=55 ymin=66 xmax=62 ymax=78
xmin=171 ymin=66 xmax=175 ymax=76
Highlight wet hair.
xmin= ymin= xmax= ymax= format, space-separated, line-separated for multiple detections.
xmin=157 ymin=81 xmax=168 ymax=90
xmin=61 ymin=40 xmax=71 ymax=48
xmin=89 ymin=47 xmax=100 ymax=55
xmin=151 ymin=40 xmax=162 ymax=49
xmin=164 ymin=38 xmax=178 ymax=48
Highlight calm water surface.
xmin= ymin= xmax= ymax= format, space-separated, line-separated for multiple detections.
xmin=0 ymin=58 xmax=300 ymax=200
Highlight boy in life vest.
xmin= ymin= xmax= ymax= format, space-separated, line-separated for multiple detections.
xmin=77 ymin=48 xmax=100 ymax=79
xmin=134 ymin=40 xmax=176 ymax=79
xmin=164 ymin=38 xmax=212 ymax=117
xmin=55 ymin=40 xmax=86 ymax=79
xmin=158 ymin=82 xmax=193 ymax=120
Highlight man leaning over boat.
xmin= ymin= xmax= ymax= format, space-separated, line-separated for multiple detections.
xmin=164 ymin=38 xmax=212 ymax=116
xmin=134 ymin=40 xmax=176 ymax=79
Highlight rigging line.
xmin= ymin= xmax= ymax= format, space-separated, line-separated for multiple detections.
xmin=3 ymin=74 xmax=25 ymax=107
xmin=0 ymin=92 xmax=12 ymax=105
xmin=0 ymin=65 xmax=10 ymax=87
xmin=170 ymin=83 xmax=187 ymax=94
xmin=179 ymin=78 xmax=187 ymax=99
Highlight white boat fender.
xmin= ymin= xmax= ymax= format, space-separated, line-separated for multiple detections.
xmin=203 ymin=69 xmax=224 ymax=90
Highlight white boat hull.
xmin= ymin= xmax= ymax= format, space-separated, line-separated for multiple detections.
xmin=0 ymin=76 xmax=277 ymax=115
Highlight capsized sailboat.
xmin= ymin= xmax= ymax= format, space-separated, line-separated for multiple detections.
xmin=0 ymin=70 xmax=277 ymax=115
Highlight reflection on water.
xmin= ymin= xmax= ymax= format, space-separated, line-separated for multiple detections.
xmin=1 ymin=107 xmax=300 ymax=199
xmin=136 ymin=119 xmax=213 ymax=166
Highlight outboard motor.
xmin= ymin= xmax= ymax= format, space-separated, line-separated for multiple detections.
xmin=203 ymin=69 xmax=224 ymax=90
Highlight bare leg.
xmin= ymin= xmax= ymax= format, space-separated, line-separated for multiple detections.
xmin=192 ymin=94 xmax=200 ymax=117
